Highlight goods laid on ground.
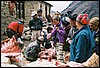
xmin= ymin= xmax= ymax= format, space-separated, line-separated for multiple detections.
xmin=24 ymin=59 xmax=57 ymax=67
xmin=1 ymin=55 xmax=11 ymax=64
xmin=66 ymin=61 xmax=85 ymax=67
xmin=1 ymin=35 xmax=99 ymax=67
xmin=1 ymin=36 xmax=21 ymax=53
xmin=38 ymin=48 xmax=56 ymax=61
xmin=57 ymin=53 xmax=99 ymax=67
xmin=1 ymin=55 xmax=18 ymax=67
xmin=1 ymin=63 xmax=18 ymax=67
xmin=1 ymin=36 xmax=22 ymax=67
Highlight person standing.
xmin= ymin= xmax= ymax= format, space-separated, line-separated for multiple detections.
xmin=89 ymin=17 xmax=99 ymax=55
xmin=51 ymin=16 xmax=70 ymax=63
xmin=66 ymin=14 xmax=78 ymax=44
xmin=29 ymin=11 xmax=43 ymax=41
xmin=70 ymin=14 xmax=95 ymax=63
xmin=37 ymin=9 xmax=43 ymax=21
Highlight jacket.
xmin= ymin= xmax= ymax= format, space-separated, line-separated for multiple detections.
xmin=51 ymin=24 xmax=66 ymax=43
xmin=70 ymin=25 xmax=95 ymax=63
xmin=29 ymin=18 xmax=43 ymax=31
xmin=92 ymin=28 xmax=99 ymax=55
xmin=7 ymin=21 xmax=24 ymax=36
xmin=67 ymin=26 xmax=78 ymax=40
xmin=24 ymin=40 xmax=41 ymax=61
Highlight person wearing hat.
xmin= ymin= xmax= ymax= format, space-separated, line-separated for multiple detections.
xmin=66 ymin=14 xmax=78 ymax=45
xmin=69 ymin=14 xmax=95 ymax=63
xmin=89 ymin=17 xmax=99 ymax=55
xmin=64 ymin=14 xmax=78 ymax=63
xmin=29 ymin=11 xmax=43 ymax=41
xmin=24 ymin=36 xmax=44 ymax=61
xmin=60 ymin=17 xmax=71 ymax=63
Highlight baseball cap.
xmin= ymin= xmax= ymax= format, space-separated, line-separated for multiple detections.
xmin=31 ymin=11 xmax=37 ymax=16
xmin=61 ymin=17 xmax=70 ymax=26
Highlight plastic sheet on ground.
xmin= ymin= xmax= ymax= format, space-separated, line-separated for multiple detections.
xmin=24 ymin=59 xmax=57 ymax=67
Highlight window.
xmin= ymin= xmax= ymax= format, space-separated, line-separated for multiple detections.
xmin=16 ymin=1 xmax=25 ymax=19
xmin=45 ymin=4 xmax=47 ymax=18
xmin=40 ymin=4 xmax=42 ymax=9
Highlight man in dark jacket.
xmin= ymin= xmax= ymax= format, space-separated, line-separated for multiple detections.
xmin=29 ymin=11 xmax=43 ymax=41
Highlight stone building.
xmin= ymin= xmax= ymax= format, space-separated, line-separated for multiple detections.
xmin=1 ymin=1 xmax=53 ymax=35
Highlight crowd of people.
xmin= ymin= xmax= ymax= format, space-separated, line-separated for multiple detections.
xmin=5 ymin=9 xmax=99 ymax=67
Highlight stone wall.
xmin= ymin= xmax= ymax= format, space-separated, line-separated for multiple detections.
xmin=25 ymin=1 xmax=38 ymax=23
xmin=1 ymin=1 xmax=52 ymax=35
xmin=1 ymin=1 xmax=19 ymax=35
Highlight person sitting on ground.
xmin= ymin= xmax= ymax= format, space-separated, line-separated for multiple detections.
xmin=23 ymin=36 xmax=44 ymax=62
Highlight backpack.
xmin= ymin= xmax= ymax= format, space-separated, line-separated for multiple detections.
xmin=24 ymin=42 xmax=41 ymax=61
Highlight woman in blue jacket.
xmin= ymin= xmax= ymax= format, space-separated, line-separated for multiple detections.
xmin=70 ymin=14 xmax=95 ymax=63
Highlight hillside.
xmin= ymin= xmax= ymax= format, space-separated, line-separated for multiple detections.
xmin=61 ymin=1 xmax=99 ymax=19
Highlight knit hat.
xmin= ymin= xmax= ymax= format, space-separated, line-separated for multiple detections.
xmin=89 ymin=17 xmax=99 ymax=26
xmin=61 ymin=17 xmax=70 ymax=26
xmin=76 ymin=14 xmax=90 ymax=25
xmin=31 ymin=11 xmax=37 ymax=16
xmin=69 ymin=14 xmax=78 ymax=21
